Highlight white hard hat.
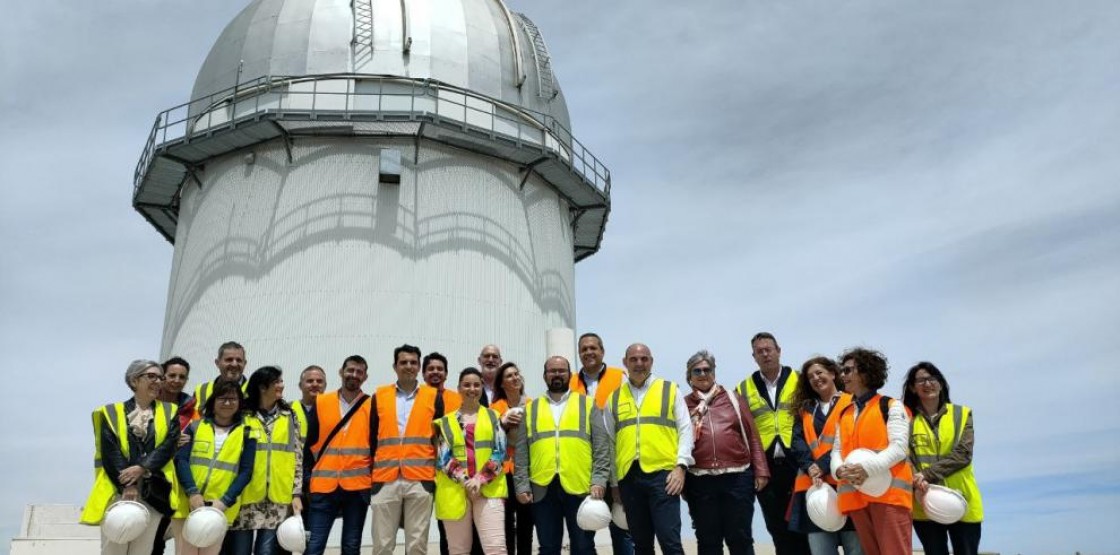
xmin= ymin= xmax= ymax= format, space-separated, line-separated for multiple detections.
xmin=576 ymin=497 xmax=612 ymax=531
xmin=923 ymin=485 xmax=968 ymax=524
xmin=276 ymin=516 xmax=307 ymax=553
xmin=806 ymin=483 xmax=847 ymax=532
xmin=102 ymin=500 xmax=150 ymax=544
xmin=843 ymin=448 xmax=891 ymax=497
xmin=611 ymin=502 xmax=628 ymax=530
xmin=182 ymin=506 xmax=228 ymax=548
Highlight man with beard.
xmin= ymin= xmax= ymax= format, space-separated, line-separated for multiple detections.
xmin=477 ymin=344 xmax=503 ymax=406
xmin=514 ymin=356 xmax=610 ymax=555
xmin=423 ymin=352 xmax=461 ymax=413
xmin=304 ymin=355 xmax=373 ymax=555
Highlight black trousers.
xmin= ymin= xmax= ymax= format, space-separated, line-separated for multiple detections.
xmin=914 ymin=520 xmax=982 ymax=555
xmin=755 ymin=450 xmax=810 ymax=555
xmin=505 ymin=474 xmax=535 ymax=555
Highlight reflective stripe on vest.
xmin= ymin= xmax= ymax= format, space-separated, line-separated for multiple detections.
xmin=188 ymin=419 xmax=247 ymax=523
xmin=611 ymin=378 xmax=679 ymax=479
xmin=434 ymin=409 xmax=507 ymax=520
xmin=526 ymin=394 xmax=593 ymax=494
xmin=372 ymin=385 xmax=438 ymax=483
xmin=309 ymin=391 xmax=372 ymax=493
xmin=793 ymin=393 xmax=852 ymax=493
xmin=570 ymin=367 xmax=627 ymax=410
xmin=80 ymin=401 xmax=177 ymax=525
xmin=836 ymin=395 xmax=913 ymax=514
xmin=242 ymin=411 xmax=299 ymax=504
xmin=736 ymin=371 xmax=798 ymax=451
xmin=910 ymin=403 xmax=984 ymax=522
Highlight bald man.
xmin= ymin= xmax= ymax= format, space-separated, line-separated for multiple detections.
xmin=602 ymin=344 xmax=694 ymax=555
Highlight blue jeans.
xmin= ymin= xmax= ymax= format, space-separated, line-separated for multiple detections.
xmin=223 ymin=529 xmax=279 ymax=555
xmin=306 ymin=489 xmax=370 ymax=555
xmin=684 ymin=470 xmax=756 ymax=555
xmin=618 ymin=467 xmax=683 ymax=555
xmin=807 ymin=531 xmax=863 ymax=555
xmin=609 ymin=520 xmax=633 ymax=555
xmin=531 ymin=478 xmax=596 ymax=555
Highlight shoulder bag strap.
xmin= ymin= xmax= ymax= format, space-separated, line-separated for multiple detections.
xmin=313 ymin=394 xmax=370 ymax=463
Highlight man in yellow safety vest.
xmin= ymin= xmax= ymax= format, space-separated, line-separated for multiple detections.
xmin=603 ymin=344 xmax=694 ymax=555
xmin=514 ymin=356 xmax=611 ymax=555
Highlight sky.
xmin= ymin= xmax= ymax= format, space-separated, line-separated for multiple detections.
xmin=2 ymin=0 xmax=1118 ymax=554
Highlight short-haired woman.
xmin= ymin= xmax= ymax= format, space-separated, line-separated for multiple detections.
xmin=682 ymin=350 xmax=769 ymax=555
xmin=80 ymin=360 xmax=180 ymax=555
xmin=830 ymin=348 xmax=912 ymax=555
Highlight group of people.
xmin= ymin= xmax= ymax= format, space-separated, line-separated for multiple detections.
xmin=82 ymin=332 xmax=983 ymax=555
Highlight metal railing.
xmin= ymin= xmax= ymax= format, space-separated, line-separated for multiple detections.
xmin=133 ymin=74 xmax=611 ymax=199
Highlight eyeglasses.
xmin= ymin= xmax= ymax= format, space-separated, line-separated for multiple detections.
xmin=216 ymin=397 xmax=241 ymax=405
xmin=839 ymin=367 xmax=855 ymax=375
xmin=139 ymin=373 xmax=164 ymax=381
xmin=690 ymin=367 xmax=714 ymax=376
xmin=914 ymin=377 xmax=939 ymax=386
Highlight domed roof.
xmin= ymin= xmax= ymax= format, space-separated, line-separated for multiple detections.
xmin=191 ymin=0 xmax=570 ymax=129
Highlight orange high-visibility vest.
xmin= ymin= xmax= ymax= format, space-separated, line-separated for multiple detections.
xmin=836 ymin=394 xmax=913 ymax=513
xmin=570 ymin=366 xmax=626 ymax=410
xmin=309 ymin=391 xmax=372 ymax=493
xmin=490 ymin=397 xmax=531 ymax=474
xmin=372 ymin=384 xmax=438 ymax=483
xmin=793 ymin=393 xmax=852 ymax=493
xmin=440 ymin=389 xmax=462 ymax=414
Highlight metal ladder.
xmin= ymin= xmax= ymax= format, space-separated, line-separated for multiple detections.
xmin=352 ymin=0 xmax=375 ymax=65
xmin=515 ymin=13 xmax=558 ymax=99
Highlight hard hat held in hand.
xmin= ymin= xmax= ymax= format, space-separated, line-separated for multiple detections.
xmin=277 ymin=515 xmax=308 ymax=553
xmin=576 ymin=497 xmax=612 ymax=531
xmin=843 ymin=448 xmax=891 ymax=497
xmin=923 ymin=484 xmax=968 ymax=524
xmin=102 ymin=500 xmax=151 ymax=544
xmin=182 ymin=506 xmax=228 ymax=548
xmin=806 ymin=483 xmax=847 ymax=532
xmin=611 ymin=502 xmax=628 ymax=531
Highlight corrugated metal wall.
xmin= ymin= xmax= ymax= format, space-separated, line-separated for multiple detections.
xmin=162 ymin=137 xmax=574 ymax=392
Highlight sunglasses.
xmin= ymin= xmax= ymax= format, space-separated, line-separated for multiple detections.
xmin=689 ymin=367 xmax=714 ymax=376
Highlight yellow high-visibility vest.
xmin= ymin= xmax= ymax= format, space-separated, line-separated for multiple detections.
xmin=80 ymin=401 xmax=178 ymax=524
xmin=433 ymin=409 xmax=507 ymax=520
xmin=188 ymin=419 xmax=248 ymax=523
xmin=736 ymin=370 xmax=799 ymax=450
xmin=525 ymin=394 xmax=593 ymax=494
xmin=241 ymin=410 xmax=299 ymax=504
xmin=193 ymin=379 xmax=249 ymax=417
xmin=911 ymin=403 xmax=984 ymax=523
xmin=610 ymin=378 xmax=679 ymax=479
xmin=291 ymin=401 xmax=310 ymax=439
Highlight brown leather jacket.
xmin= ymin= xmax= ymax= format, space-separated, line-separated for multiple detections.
xmin=685 ymin=386 xmax=770 ymax=478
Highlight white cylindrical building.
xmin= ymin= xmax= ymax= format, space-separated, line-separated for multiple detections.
xmin=133 ymin=0 xmax=611 ymax=389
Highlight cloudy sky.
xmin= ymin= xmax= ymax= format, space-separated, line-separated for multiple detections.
xmin=2 ymin=0 xmax=1118 ymax=554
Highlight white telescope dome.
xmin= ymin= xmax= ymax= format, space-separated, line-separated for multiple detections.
xmin=191 ymin=0 xmax=571 ymax=129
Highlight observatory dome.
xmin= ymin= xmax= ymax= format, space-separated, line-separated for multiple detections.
xmin=191 ymin=0 xmax=571 ymax=129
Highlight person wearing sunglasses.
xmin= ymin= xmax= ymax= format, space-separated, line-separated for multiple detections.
xmin=830 ymin=348 xmax=912 ymax=555
xmin=683 ymin=350 xmax=769 ymax=555
xmin=80 ymin=359 xmax=181 ymax=555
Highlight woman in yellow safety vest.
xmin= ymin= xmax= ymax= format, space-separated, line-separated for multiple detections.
xmin=903 ymin=362 xmax=984 ymax=555
xmin=226 ymin=366 xmax=305 ymax=555
xmin=81 ymin=359 xmax=181 ymax=555
xmin=787 ymin=356 xmax=862 ymax=555
xmin=489 ymin=362 xmax=533 ymax=555
xmin=435 ymin=368 xmax=509 ymax=555
xmin=174 ymin=379 xmax=257 ymax=555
